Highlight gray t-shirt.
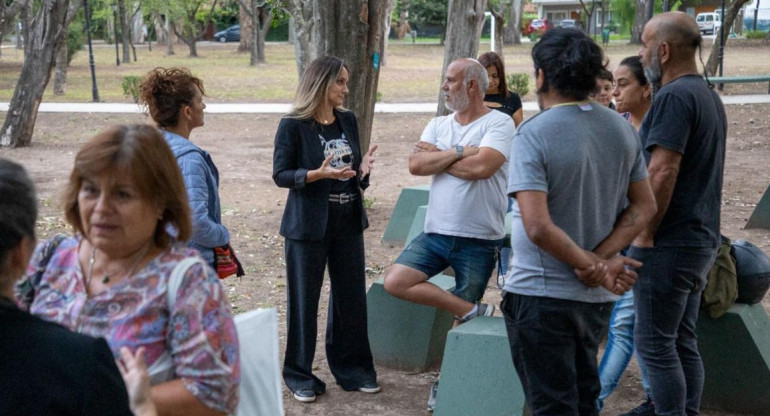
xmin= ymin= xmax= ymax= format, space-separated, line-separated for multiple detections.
xmin=504 ymin=102 xmax=648 ymax=303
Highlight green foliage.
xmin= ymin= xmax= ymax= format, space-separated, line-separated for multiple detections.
xmin=66 ymin=17 xmax=86 ymax=65
xmin=746 ymin=30 xmax=769 ymax=39
xmin=507 ymin=73 xmax=529 ymax=97
xmin=363 ymin=197 xmax=377 ymax=210
xmin=609 ymin=0 xmax=637 ymax=35
xmin=397 ymin=0 xmax=447 ymax=29
xmin=375 ymin=91 xmax=382 ymax=102
xmin=121 ymin=75 xmax=142 ymax=102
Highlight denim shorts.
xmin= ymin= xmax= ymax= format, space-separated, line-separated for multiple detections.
xmin=395 ymin=232 xmax=503 ymax=302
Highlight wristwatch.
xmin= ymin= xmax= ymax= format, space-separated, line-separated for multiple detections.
xmin=455 ymin=145 xmax=464 ymax=159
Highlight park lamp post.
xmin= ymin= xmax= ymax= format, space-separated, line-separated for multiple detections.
xmin=718 ymin=0 xmax=726 ymax=91
xmin=112 ymin=2 xmax=120 ymax=66
xmin=83 ymin=0 xmax=100 ymax=102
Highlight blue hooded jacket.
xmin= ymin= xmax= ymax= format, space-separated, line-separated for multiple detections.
xmin=163 ymin=130 xmax=229 ymax=265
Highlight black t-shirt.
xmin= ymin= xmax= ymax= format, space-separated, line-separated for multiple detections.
xmin=316 ymin=119 xmax=357 ymax=195
xmin=639 ymin=74 xmax=727 ymax=248
xmin=484 ymin=91 xmax=522 ymax=117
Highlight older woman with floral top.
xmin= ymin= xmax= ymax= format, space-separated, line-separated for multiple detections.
xmin=16 ymin=125 xmax=239 ymax=416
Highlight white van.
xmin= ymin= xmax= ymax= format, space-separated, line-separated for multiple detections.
xmin=696 ymin=12 xmax=722 ymax=35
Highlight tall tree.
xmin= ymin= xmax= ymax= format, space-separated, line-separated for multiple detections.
xmin=171 ymin=0 xmax=219 ymax=57
xmin=236 ymin=0 xmax=274 ymax=65
xmin=282 ymin=0 xmax=316 ymax=77
xmin=118 ymin=0 xmax=130 ymax=62
xmin=504 ymin=0 xmax=522 ymax=45
xmin=0 ymin=0 xmax=27 ymax=59
xmin=705 ymin=0 xmax=751 ymax=75
xmin=437 ymin=0 xmax=486 ymax=116
xmin=314 ymin=0 xmax=387 ymax=151
xmin=488 ymin=0 xmax=505 ymax=55
xmin=1 ymin=0 xmax=71 ymax=147
xmin=630 ymin=0 xmax=651 ymax=44
xmin=53 ymin=0 xmax=83 ymax=95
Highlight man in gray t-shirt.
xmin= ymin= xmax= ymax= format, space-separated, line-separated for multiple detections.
xmin=502 ymin=28 xmax=656 ymax=415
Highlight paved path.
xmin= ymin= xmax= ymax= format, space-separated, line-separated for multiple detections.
xmin=1 ymin=95 xmax=769 ymax=114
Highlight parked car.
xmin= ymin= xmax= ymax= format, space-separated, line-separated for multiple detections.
xmin=696 ymin=12 xmax=722 ymax=35
xmin=558 ymin=19 xmax=578 ymax=29
xmin=527 ymin=18 xmax=547 ymax=35
xmin=214 ymin=25 xmax=240 ymax=43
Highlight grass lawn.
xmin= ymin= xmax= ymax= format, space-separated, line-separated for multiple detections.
xmin=1 ymin=38 xmax=769 ymax=104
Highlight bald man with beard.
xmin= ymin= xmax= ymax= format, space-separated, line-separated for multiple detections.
xmin=630 ymin=12 xmax=727 ymax=416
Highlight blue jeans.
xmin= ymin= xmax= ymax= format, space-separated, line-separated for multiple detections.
xmin=502 ymin=292 xmax=613 ymax=416
xmin=395 ymin=232 xmax=503 ymax=302
xmin=596 ymin=290 xmax=651 ymax=411
xmin=629 ymin=246 xmax=716 ymax=416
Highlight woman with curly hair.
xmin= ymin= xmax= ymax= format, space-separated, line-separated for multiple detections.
xmin=139 ymin=68 xmax=236 ymax=275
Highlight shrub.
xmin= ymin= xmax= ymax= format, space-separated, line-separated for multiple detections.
xmin=745 ymin=30 xmax=768 ymax=40
xmin=121 ymin=76 xmax=142 ymax=103
xmin=507 ymin=73 xmax=530 ymax=97
xmin=66 ymin=20 xmax=85 ymax=65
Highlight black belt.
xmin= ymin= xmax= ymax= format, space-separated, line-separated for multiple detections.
xmin=329 ymin=193 xmax=357 ymax=204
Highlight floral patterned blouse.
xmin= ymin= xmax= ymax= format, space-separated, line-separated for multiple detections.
xmin=16 ymin=235 xmax=240 ymax=413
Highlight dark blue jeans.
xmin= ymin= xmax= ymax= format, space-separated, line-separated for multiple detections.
xmin=629 ymin=246 xmax=716 ymax=416
xmin=502 ymin=292 xmax=613 ymax=416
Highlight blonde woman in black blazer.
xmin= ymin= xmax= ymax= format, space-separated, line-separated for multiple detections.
xmin=272 ymin=56 xmax=379 ymax=404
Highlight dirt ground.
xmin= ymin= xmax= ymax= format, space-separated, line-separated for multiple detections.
xmin=1 ymin=102 xmax=770 ymax=415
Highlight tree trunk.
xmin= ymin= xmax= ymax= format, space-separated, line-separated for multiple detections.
xmin=164 ymin=16 xmax=174 ymax=55
xmin=238 ymin=2 xmax=253 ymax=52
xmin=53 ymin=38 xmax=68 ymax=94
xmin=437 ymin=0 xmax=487 ymax=116
xmin=504 ymin=0 xmax=522 ymax=45
xmin=1 ymin=0 xmax=71 ymax=147
xmin=489 ymin=5 xmax=504 ymax=55
xmin=630 ymin=0 xmax=649 ymax=44
xmin=314 ymin=0 xmax=387 ymax=152
xmin=174 ymin=20 xmax=199 ymax=57
xmin=397 ymin=8 xmax=408 ymax=39
xmin=255 ymin=7 xmax=271 ymax=64
xmin=1 ymin=0 xmax=28 ymax=59
xmin=705 ymin=0 xmax=751 ymax=76
xmin=118 ymin=0 xmax=131 ymax=63
xmin=284 ymin=0 xmax=317 ymax=78
xmin=52 ymin=0 xmax=82 ymax=94
xmin=381 ymin=0 xmax=394 ymax=66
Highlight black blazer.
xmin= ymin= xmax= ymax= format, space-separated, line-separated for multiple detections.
xmin=0 ymin=301 xmax=133 ymax=416
xmin=273 ymin=109 xmax=369 ymax=241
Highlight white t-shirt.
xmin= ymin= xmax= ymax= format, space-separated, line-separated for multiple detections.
xmin=420 ymin=110 xmax=514 ymax=240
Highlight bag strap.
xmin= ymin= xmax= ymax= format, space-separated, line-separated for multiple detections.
xmin=166 ymin=257 xmax=204 ymax=309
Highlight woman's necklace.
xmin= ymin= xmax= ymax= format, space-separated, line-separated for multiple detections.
xmin=87 ymin=244 xmax=150 ymax=287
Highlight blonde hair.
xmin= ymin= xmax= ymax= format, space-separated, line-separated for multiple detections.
xmin=288 ymin=56 xmax=348 ymax=120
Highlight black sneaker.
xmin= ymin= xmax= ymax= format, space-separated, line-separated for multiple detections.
xmin=621 ymin=398 xmax=655 ymax=416
xmin=427 ymin=380 xmax=439 ymax=412
xmin=358 ymin=381 xmax=381 ymax=394
xmin=292 ymin=389 xmax=316 ymax=403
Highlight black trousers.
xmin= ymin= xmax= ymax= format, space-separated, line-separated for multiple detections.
xmin=502 ymin=292 xmax=613 ymax=416
xmin=282 ymin=202 xmax=377 ymax=393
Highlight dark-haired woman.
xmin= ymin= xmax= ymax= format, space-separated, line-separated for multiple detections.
xmin=478 ymin=51 xmax=524 ymax=127
xmin=273 ymin=56 xmax=378 ymax=403
xmin=139 ymin=67 xmax=230 ymax=271
xmin=597 ymin=55 xmax=654 ymax=415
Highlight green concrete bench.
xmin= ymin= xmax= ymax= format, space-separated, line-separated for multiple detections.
xmin=697 ymin=302 xmax=770 ymax=414
xmin=381 ymin=184 xmax=430 ymax=243
xmin=367 ymin=274 xmax=456 ymax=372
xmin=434 ymin=316 xmax=526 ymax=416
xmin=707 ymin=75 xmax=770 ymax=93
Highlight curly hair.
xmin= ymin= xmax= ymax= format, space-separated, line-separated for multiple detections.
xmin=139 ymin=67 xmax=205 ymax=128
xmin=532 ymin=28 xmax=606 ymax=101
